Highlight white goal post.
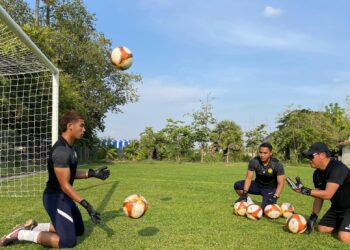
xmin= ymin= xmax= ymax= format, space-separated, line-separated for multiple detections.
xmin=0 ymin=5 xmax=59 ymax=197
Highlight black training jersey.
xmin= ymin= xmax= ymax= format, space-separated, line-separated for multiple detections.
xmin=248 ymin=157 xmax=285 ymax=188
xmin=45 ymin=136 xmax=78 ymax=193
xmin=313 ymin=159 xmax=350 ymax=211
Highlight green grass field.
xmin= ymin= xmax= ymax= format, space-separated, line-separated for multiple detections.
xmin=0 ymin=161 xmax=349 ymax=249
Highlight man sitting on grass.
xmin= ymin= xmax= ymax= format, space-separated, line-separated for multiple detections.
xmin=233 ymin=142 xmax=285 ymax=209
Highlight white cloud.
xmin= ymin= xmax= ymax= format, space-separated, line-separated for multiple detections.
xmin=181 ymin=19 xmax=330 ymax=53
xmin=137 ymin=3 xmax=329 ymax=53
xmin=263 ymin=6 xmax=283 ymax=17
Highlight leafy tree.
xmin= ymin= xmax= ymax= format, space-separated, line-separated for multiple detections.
xmin=1 ymin=1 xmax=142 ymax=146
xmin=190 ymin=95 xmax=216 ymax=163
xmin=271 ymin=109 xmax=339 ymax=163
xmin=245 ymin=124 xmax=267 ymax=157
xmin=153 ymin=130 xmax=168 ymax=160
xmin=324 ymin=102 xmax=350 ymax=142
xmin=0 ymin=0 xmax=34 ymax=25
xmin=123 ymin=140 xmax=144 ymax=161
xmin=105 ymin=148 xmax=118 ymax=162
xmin=211 ymin=120 xmax=243 ymax=163
xmin=140 ymin=127 xmax=156 ymax=160
xmin=346 ymin=96 xmax=350 ymax=116
xmin=162 ymin=119 xmax=194 ymax=163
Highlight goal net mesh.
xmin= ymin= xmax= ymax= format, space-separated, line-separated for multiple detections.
xmin=0 ymin=19 xmax=53 ymax=197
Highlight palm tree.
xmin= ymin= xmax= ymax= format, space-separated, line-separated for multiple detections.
xmin=34 ymin=0 xmax=40 ymax=26
xmin=42 ymin=0 xmax=55 ymax=26
xmin=35 ymin=0 xmax=55 ymax=26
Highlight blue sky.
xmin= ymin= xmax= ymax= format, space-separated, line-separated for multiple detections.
xmin=27 ymin=0 xmax=350 ymax=139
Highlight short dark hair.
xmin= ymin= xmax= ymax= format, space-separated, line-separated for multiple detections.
xmin=259 ymin=142 xmax=272 ymax=151
xmin=59 ymin=111 xmax=84 ymax=133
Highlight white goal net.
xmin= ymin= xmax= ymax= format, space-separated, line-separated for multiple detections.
xmin=0 ymin=6 xmax=59 ymax=197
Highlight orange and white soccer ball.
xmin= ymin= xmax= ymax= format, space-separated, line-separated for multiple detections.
xmin=286 ymin=214 xmax=307 ymax=233
xmin=264 ymin=204 xmax=281 ymax=219
xmin=234 ymin=201 xmax=248 ymax=216
xmin=246 ymin=204 xmax=263 ymax=220
xmin=111 ymin=46 xmax=133 ymax=70
xmin=280 ymin=202 xmax=295 ymax=218
xmin=123 ymin=194 xmax=148 ymax=219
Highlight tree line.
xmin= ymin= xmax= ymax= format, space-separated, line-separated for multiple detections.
xmin=103 ymin=99 xmax=350 ymax=164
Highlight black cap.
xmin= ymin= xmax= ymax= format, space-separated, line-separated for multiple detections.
xmin=304 ymin=142 xmax=331 ymax=158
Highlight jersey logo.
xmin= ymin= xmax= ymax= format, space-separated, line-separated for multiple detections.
xmin=345 ymin=224 xmax=350 ymax=230
xmin=267 ymin=168 xmax=273 ymax=174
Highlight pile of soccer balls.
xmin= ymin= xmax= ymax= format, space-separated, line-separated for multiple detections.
xmin=233 ymin=201 xmax=307 ymax=234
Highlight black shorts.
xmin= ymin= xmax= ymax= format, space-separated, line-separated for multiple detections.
xmin=233 ymin=180 xmax=276 ymax=209
xmin=43 ymin=190 xmax=84 ymax=248
xmin=318 ymin=208 xmax=350 ymax=232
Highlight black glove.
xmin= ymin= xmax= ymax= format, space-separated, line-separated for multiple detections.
xmin=304 ymin=212 xmax=318 ymax=234
xmin=267 ymin=194 xmax=278 ymax=205
xmin=235 ymin=190 xmax=248 ymax=203
xmin=295 ymin=177 xmax=312 ymax=196
xmin=88 ymin=166 xmax=110 ymax=180
xmin=80 ymin=199 xmax=101 ymax=224
xmin=286 ymin=176 xmax=311 ymax=196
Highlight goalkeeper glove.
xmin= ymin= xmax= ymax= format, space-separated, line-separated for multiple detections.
xmin=88 ymin=166 xmax=110 ymax=180
xmin=295 ymin=176 xmax=312 ymax=195
xmin=235 ymin=190 xmax=248 ymax=203
xmin=286 ymin=176 xmax=312 ymax=196
xmin=267 ymin=194 xmax=279 ymax=205
xmin=304 ymin=212 xmax=318 ymax=234
xmin=80 ymin=199 xmax=101 ymax=224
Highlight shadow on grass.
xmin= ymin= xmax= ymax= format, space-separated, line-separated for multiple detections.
xmin=78 ymin=181 xmax=119 ymax=245
xmin=160 ymin=197 xmax=172 ymax=201
xmin=264 ymin=217 xmax=285 ymax=225
xmin=138 ymin=227 xmax=160 ymax=236
xmin=77 ymin=181 xmax=118 ymax=192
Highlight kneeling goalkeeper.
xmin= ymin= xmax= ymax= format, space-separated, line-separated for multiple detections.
xmin=1 ymin=111 xmax=110 ymax=248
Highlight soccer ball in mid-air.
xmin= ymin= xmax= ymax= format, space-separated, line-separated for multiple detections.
xmin=264 ymin=204 xmax=281 ymax=219
xmin=280 ymin=202 xmax=295 ymax=218
xmin=123 ymin=194 xmax=148 ymax=219
xmin=246 ymin=204 xmax=263 ymax=220
xmin=234 ymin=201 xmax=248 ymax=216
xmin=111 ymin=46 xmax=133 ymax=70
xmin=286 ymin=214 xmax=307 ymax=234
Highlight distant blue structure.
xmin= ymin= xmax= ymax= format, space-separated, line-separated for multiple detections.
xmin=112 ymin=139 xmax=130 ymax=150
